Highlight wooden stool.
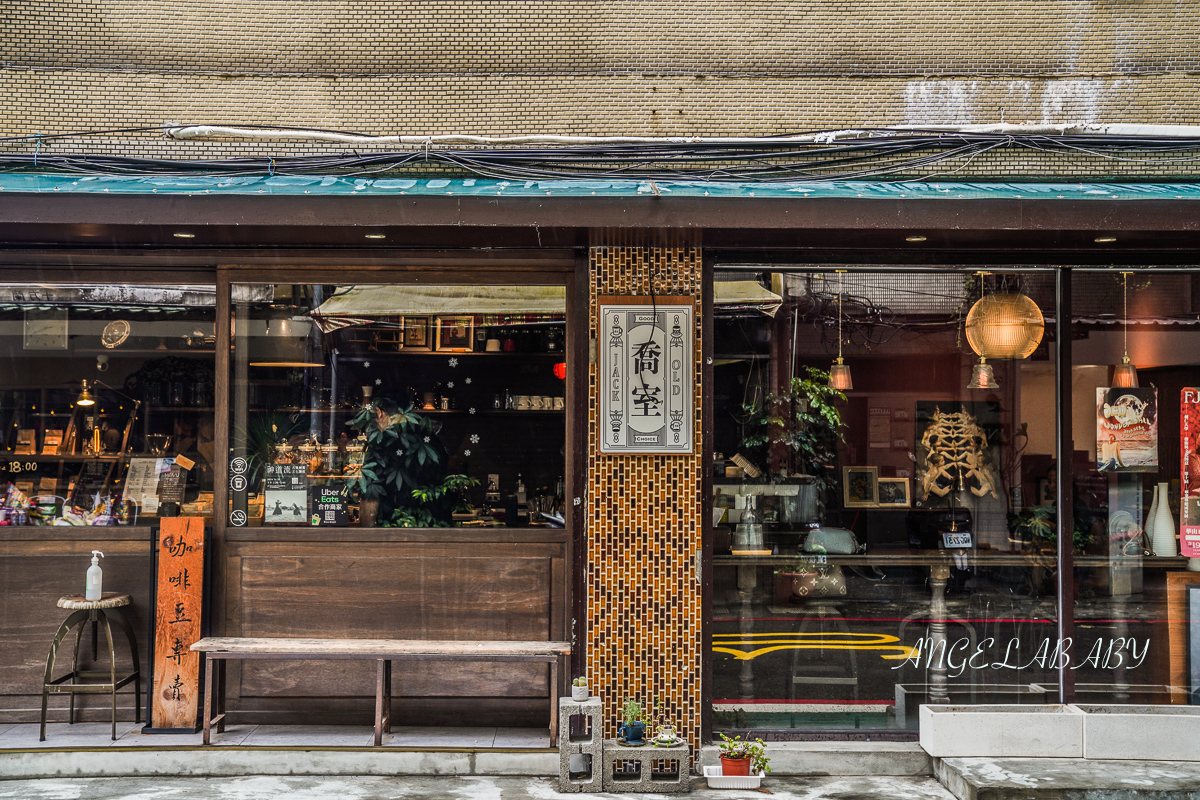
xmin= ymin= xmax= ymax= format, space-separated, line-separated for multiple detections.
xmin=40 ymin=593 xmax=141 ymax=741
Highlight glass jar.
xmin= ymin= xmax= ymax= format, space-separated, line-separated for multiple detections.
xmin=273 ymin=439 xmax=295 ymax=464
xmin=345 ymin=436 xmax=365 ymax=475
xmin=168 ymin=381 xmax=185 ymax=406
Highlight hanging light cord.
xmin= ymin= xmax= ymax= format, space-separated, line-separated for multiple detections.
xmin=837 ymin=270 xmax=845 ymax=361
xmin=1123 ymin=271 xmax=1130 ymax=363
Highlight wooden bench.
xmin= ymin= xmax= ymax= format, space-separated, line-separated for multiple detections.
xmin=190 ymin=637 xmax=571 ymax=746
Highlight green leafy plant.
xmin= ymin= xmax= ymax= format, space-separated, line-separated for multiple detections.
xmin=1007 ymin=505 xmax=1092 ymax=553
xmin=740 ymin=366 xmax=846 ymax=495
xmin=621 ymin=698 xmax=643 ymax=725
xmin=346 ymin=399 xmax=476 ymax=527
xmin=716 ymin=733 xmax=771 ymax=774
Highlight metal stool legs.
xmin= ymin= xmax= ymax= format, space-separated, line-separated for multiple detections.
xmin=40 ymin=607 xmax=141 ymax=742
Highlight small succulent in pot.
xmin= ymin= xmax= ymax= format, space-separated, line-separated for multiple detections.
xmin=571 ymin=676 xmax=588 ymax=701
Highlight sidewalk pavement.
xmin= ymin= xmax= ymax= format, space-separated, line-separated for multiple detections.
xmin=0 ymin=775 xmax=958 ymax=799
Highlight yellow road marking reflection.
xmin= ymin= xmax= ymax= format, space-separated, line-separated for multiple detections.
xmin=712 ymin=632 xmax=918 ymax=661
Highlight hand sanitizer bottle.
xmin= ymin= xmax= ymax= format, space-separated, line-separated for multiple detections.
xmin=85 ymin=550 xmax=104 ymax=601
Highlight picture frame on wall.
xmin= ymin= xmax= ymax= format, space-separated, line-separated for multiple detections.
xmin=399 ymin=316 xmax=431 ymax=351
xmin=434 ymin=316 xmax=474 ymax=352
xmin=843 ymin=466 xmax=879 ymax=508
xmin=877 ymin=477 xmax=911 ymax=507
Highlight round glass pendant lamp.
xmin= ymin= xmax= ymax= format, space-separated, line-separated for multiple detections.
xmin=965 ymin=292 xmax=1045 ymax=360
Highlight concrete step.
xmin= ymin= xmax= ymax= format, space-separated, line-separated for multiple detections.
xmin=700 ymin=741 xmax=933 ymax=776
xmin=935 ymin=757 xmax=1200 ymax=800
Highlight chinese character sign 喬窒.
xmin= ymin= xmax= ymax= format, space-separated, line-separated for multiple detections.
xmin=599 ymin=298 xmax=693 ymax=454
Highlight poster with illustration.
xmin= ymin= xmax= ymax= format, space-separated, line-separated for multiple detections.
xmin=1096 ymin=387 xmax=1158 ymax=472
xmin=1179 ymin=388 xmax=1200 ymax=557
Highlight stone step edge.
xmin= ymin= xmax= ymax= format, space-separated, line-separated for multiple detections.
xmin=1 ymin=741 xmax=933 ymax=780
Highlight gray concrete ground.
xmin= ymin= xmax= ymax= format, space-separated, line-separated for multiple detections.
xmin=0 ymin=775 xmax=958 ymax=800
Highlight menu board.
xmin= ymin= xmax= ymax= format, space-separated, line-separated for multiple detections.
xmin=265 ymin=464 xmax=307 ymax=525
xmin=123 ymin=457 xmax=168 ymax=514
xmin=158 ymin=465 xmax=187 ymax=505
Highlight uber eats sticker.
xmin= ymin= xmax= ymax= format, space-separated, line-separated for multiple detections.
xmin=311 ymin=485 xmax=348 ymax=527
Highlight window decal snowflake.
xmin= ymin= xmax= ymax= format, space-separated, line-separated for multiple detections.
xmin=463 ymin=449 xmax=471 ymax=457
xmin=470 ymin=434 xmax=480 ymax=444
xmin=448 ymin=357 xmax=458 ymax=368
xmin=465 ymin=377 xmax=472 ymax=385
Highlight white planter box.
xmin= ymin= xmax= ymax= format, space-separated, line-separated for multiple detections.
xmin=1076 ymin=705 xmax=1200 ymax=761
xmin=919 ymin=705 xmax=1084 ymax=758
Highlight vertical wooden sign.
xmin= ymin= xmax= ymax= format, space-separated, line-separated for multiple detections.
xmin=150 ymin=517 xmax=205 ymax=730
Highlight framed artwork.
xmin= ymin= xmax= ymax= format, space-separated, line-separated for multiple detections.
xmin=1097 ymin=386 xmax=1158 ymax=472
xmin=877 ymin=477 xmax=911 ymax=507
xmin=434 ymin=316 xmax=474 ymax=352
xmin=843 ymin=466 xmax=879 ymax=508
xmin=400 ymin=316 xmax=431 ymax=351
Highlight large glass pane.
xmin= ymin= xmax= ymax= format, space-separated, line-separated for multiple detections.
xmin=710 ymin=269 xmax=1059 ymax=733
xmin=228 ymin=283 xmax=567 ymax=529
xmin=1070 ymin=270 xmax=1197 ymax=706
xmin=0 ymin=283 xmax=215 ymax=525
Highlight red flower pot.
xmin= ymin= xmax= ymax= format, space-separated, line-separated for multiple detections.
xmin=719 ymin=755 xmax=752 ymax=776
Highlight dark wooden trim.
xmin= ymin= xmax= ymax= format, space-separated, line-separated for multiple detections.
xmin=0 ymin=263 xmax=218 ymax=283
xmin=1055 ymin=266 xmax=1075 ymax=704
xmin=568 ymin=250 xmax=590 ymax=682
xmin=223 ymin=527 xmax=569 ymax=544
xmin=0 ymin=249 xmax=576 ymax=270
xmin=700 ymin=253 xmax=715 ymax=744
xmin=213 ymin=272 xmax=232 ymax=638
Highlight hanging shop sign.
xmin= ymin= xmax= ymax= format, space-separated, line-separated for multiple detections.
xmin=1096 ymin=387 xmax=1158 ymax=472
xmin=1180 ymin=389 xmax=1200 ymax=558
xmin=598 ymin=296 xmax=694 ymax=455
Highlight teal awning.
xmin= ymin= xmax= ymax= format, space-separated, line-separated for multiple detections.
xmin=3 ymin=173 xmax=1200 ymax=200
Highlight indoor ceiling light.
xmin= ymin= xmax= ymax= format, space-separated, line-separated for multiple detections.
xmin=173 ymin=232 xmax=195 ymax=239
xmin=965 ymin=273 xmax=1045 ymax=360
xmin=364 ymin=233 xmax=386 ymax=240
xmin=828 ymin=270 xmax=853 ymax=391
xmin=905 ymin=235 xmax=927 ymax=243
xmin=1112 ymin=271 xmax=1139 ymax=388
xmin=967 ymin=357 xmax=999 ymax=390
xmin=75 ymin=379 xmax=95 ymax=406
xmin=1094 ymin=236 xmax=1117 ymax=243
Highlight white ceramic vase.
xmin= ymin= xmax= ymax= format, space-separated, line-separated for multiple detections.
xmin=1145 ymin=483 xmax=1160 ymax=548
xmin=1151 ymin=482 xmax=1178 ymax=557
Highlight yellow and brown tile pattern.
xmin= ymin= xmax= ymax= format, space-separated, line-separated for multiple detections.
xmin=586 ymin=246 xmax=704 ymax=752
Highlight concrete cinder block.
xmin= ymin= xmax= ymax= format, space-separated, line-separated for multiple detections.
xmin=1077 ymin=705 xmax=1200 ymax=761
xmin=919 ymin=705 xmax=1084 ymax=759
xmin=602 ymin=739 xmax=691 ymax=794
xmin=557 ymin=697 xmax=603 ymax=793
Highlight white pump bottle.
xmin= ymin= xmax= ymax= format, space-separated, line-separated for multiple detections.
xmin=85 ymin=550 xmax=104 ymax=601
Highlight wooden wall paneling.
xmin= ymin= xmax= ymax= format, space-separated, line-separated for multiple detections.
xmin=1166 ymin=571 xmax=1200 ymax=702
xmin=0 ymin=535 xmax=151 ymax=721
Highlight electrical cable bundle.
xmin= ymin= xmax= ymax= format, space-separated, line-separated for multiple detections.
xmin=4 ymin=125 xmax=1200 ymax=181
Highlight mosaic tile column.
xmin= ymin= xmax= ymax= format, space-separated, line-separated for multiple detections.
xmin=586 ymin=246 xmax=704 ymax=750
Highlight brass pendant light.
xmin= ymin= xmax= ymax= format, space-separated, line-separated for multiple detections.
xmin=828 ymin=270 xmax=853 ymax=391
xmin=1111 ymin=271 xmax=1139 ymax=388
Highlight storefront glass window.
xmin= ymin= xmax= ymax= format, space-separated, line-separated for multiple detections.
xmin=227 ymin=283 xmax=567 ymax=529
xmin=710 ymin=269 xmax=1059 ymax=732
xmin=1070 ymin=270 xmax=1197 ymax=707
xmin=0 ymin=283 xmax=216 ymax=526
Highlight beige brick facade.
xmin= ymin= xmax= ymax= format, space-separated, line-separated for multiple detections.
xmin=1 ymin=2 xmax=1199 ymax=179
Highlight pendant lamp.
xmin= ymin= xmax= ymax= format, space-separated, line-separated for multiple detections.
xmin=76 ymin=380 xmax=96 ymax=407
xmin=965 ymin=273 xmax=1044 ymax=390
xmin=828 ymin=270 xmax=853 ymax=391
xmin=1111 ymin=272 xmax=1139 ymax=388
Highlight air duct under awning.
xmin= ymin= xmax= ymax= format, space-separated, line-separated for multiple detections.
xmin=310 ymin=281 xmax=780 ymax=332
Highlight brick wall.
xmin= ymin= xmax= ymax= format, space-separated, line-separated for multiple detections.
xmin=587 ymin=246 xmax=704 ymax=752
xmin=1 ymin=2 xmax=1200 ymax=180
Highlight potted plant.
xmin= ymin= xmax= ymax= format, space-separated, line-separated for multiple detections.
xmin=774 ymin=557 xmax=822 ymax=600
xmin=739 ymin=366 xmax=846 ymax=522
xmin=716 ymin=732 xmax=770 ymax=777
xmin=346 ymin=398 xmax=477 ymax=527
xmin=571 ymin=676 xmax=588 ymax=701
xmin=619 ymin=698 xmax=645 ymax=745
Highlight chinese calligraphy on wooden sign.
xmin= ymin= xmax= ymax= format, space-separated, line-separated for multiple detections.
xmin=599 ymin=296 xmax=694 ymax=455
xmin=151 ymin=516 xmax=205 ymax=730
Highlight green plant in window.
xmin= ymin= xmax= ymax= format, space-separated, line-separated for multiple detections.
xmin=739 ymin=366 xmax=845 ymax=496
xmin=346 ymin=399 xmax=477 ymax=527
